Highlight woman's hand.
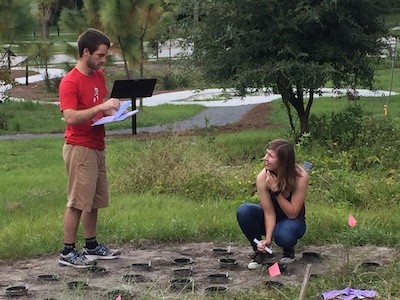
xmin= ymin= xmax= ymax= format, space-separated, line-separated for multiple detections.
xmin=266 ymin=170 xmax=279 ymax=192
xmin=257 ymin=238 xmax=272 ymax=253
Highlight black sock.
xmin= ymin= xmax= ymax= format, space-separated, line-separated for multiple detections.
xmin=62 ymin=243 xmax=75 ymax=255
xmin=85 ymin=237 xmax=98 ymax=250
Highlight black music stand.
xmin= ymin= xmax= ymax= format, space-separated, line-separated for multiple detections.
xmin=110 ymin=78 xmax=157 ymax=134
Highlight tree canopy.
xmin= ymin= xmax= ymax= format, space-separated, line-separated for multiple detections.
xmin=0 ymin=0 xmax=33 ymax=42
xmin=191 ymin=0 xmax=389 ymax=139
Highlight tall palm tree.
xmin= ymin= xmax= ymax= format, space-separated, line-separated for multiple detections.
xmin=28 ymin=39 xmax=55 ymax=90
xmin=35 ymin=0 xmax=58 ymax=39
xmin=136 ymin=1 xmax=162 ymax=78
xmin=0 ymin=0 xmax=33 ymax=74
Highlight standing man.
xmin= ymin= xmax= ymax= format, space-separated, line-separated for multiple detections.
xmin=58 ymin=28 xmax=121 ymax=268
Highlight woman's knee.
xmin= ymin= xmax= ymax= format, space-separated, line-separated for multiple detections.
xmin=274 ymin=231 xmax=297 ymax=248
xmin=274 ymin=220 xmax=306 ymax=248
xmin=237 ymin=203 xmax=259 ymax=219
xmin=237 ymin=203 xmax=256 ymax=225
xmin=237 ymin=203 xmax=250 ymax=216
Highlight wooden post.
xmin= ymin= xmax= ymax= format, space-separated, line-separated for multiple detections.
xmin=298 ymin=264 xmax=312 ymax=300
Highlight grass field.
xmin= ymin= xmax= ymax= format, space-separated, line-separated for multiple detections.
xmin=2 ymin=104 xmax=400 ymax=298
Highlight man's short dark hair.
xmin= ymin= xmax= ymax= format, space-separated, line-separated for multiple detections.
xmin=77 ymin=28 xmax=111 ymax=57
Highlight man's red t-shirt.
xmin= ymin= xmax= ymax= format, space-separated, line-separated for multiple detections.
xmin=59 ymin=67 xmax=108 ymax=150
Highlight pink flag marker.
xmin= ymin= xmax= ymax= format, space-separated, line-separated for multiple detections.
xmin=348 ymin=214 xmax=357 ymax=228
xmin=268 ymin=262 xmax=281 ymax=277
xmin=115 ymin=295 xmax=122 ymax=300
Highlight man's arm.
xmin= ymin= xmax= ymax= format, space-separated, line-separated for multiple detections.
xmin=63 ymin=98 xmax=120 ymax=125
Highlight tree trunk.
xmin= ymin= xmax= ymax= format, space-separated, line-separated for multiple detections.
xmin=139 ymin=35 xmax=145 ymax=109
xmin=140 ymin=36 xmax=144 ymax=78
xmin=169 ymin=39 xmax=172 ymax=60
xmin=156 ymin=43 xmax=159 ymax=61
xmin=194 ymin=1 xmax=199 ymax=23
xmin=7 ymin=52 xmax=11 ymax=74
xmin=25 ymin=60 xmax=29 ymax=86
xmin=40 ymin=3 xmax=50 ymax=39
xmin=42 ymin=20 xmax=49 ymax=39
xmin=277 ymin=77 xmax=311 ymax=141
xmin=117 ymin=37 xmax=131 ymax=79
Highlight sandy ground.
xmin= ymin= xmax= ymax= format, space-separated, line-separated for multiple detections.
xmin=0 ymin=242 xmax=395 ymax=299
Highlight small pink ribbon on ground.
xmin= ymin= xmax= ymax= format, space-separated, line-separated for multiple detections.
xmin=322 ymin=287 xmax=376 ymax=299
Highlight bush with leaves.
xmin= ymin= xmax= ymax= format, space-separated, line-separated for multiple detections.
xmin=309 ymin=103 xmax=363 ymax=151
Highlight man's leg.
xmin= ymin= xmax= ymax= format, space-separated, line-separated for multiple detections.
xmin=82 ymin=208 xmax=98 ymax=239
xmin=63 ymin=207 xmax=82 ymax=252
xmin=82 ymin=208 xmax=121 ymax=259
xmin=59 ymin=206 xmax=95 ymax=268
xmin=60 ymin=144 xmax=98 ymax=267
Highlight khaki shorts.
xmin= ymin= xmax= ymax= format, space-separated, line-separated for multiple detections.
xmin=63 ymin=144 xmax=109 ymax=212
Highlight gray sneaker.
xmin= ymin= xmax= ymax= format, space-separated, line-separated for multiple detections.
xmin=59 ymin=249 xmax=95 ymax=268
xmin=280 ymin=248 xmax=295 ymax=264
xmin=83 ymin=244 xmax=121 ymax=260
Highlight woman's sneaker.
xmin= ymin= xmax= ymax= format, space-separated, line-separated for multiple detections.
xmin=59 ymin=249 xmax=95 ymax=268
xmin=247 ymin=251 xmax=273 ymax=269
xmin=83 ymin=244 xmax=121 ymax=260
xmin=280 ymin=248 xmax=295 ymax=264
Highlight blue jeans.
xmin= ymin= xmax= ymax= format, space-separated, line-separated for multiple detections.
xmin=236 ymin=203 xmax=306 ymax=251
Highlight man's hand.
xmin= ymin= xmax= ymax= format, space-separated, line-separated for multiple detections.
xmin=102 ymin=98 xmax=120 ymax=114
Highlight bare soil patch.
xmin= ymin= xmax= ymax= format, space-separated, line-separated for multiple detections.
xmin=0 ymin=242 xmax=394 ymax=299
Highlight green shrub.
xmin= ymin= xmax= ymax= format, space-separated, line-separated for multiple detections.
xmin=308 ymin=103 xmax=400 ymax=172
xmin=309 ymin=103 xmax=363 ymax=151
xmin=162 ymin=73 xmax=178 ymax=90
xmin=0 ymin=111 xmax=9 ymax=129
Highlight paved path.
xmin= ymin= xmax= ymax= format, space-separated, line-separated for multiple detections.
xmin=0 ymin=104 xmax=258 ymax=140
xmin=108 ymin=104 xmax=258 ymax=135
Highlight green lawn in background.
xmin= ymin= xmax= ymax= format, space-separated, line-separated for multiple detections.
xmin=0 ymin=102 xmax=205 ymax=134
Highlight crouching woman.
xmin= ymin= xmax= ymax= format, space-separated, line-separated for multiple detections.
xmin=236 ymin=139 xmax=309 ymax=269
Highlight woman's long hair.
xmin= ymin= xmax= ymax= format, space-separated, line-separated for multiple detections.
xmin=267 ymin=139 xmax=299 ymax=193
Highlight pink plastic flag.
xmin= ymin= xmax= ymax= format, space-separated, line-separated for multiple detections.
xmin=268 ymin=262 xmax=281 ymax=277
xmin=348 ymin=214 xmax=357 ymax=228
xmin=115 ymin=295 xmax=122 ymax=300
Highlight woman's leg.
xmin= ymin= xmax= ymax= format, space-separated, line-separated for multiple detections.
xmin=236 ymin=203 xmax=265 ymax=251
xmin=273 ymin=218 xmax=306 ymax=250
